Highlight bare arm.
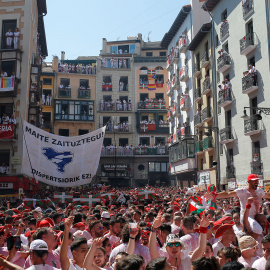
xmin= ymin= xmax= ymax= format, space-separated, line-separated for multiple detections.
xmin=0 ymin=257 xmax=24 ymax=270
xmin=216 ymin=191 xmax=237 ymax=199
xmin=126 ymin=225 xmax=138 ymax=255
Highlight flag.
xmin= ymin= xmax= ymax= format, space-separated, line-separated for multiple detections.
xmin=207 ymin=185 xmax=217 ymax=210
xmin=78 ymin=194 xmax=101 ymax=207
xmin=156 ymin=102 xmax=166 ymax=109
xmin=140 ymin=124 xmax=148 ymax=133
xmin=54 ymin=192 xmax=73 ymax=204
xmin=101 ymin=193 xmax=117 ymax=202
xmin=148 ymin=84 xmax=156 ymax=91
xmin=145 ymin=102 xmax=154 ymax=109
xmin=188 ymin=196 xmax=205 ymax=216
xmin=0 ymin=77 xmax=15 ymax=91
xmin=147 ymin=69 xmax=156 ymax=75
xmin=148 ymin=124 xmax=156 ymax=131
xmin=135 ymin=147 xmax=147 ymax=155
xmin=23 ymin=199 xmax=35 ymax=209
xmin=138 ymin=190 xmax=155 ymax=200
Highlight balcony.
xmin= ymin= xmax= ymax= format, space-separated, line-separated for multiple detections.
xmin=240 ymin=32 xmax=256 ymax=55
xmin=167 ymin=111 xmax=172 ymax=122
xmin=172 ymin=77 xmax=180 ymax=90
xmin=226 ymin=165 xmax=236 ymax=179
xmin=172 ymin=51 xmax=179 ymax=64
xmin=250 ymin=160 xmax=263 ymax=175
xmin=243 ymin=0 xmax=254 ymax=19
xmin=0 ymin=124 xmax=16 ymax=140
xmin=202 ymin=77 xmax=211 ymax=95
xmin=179 ymin=36 xmax=188 ymax=53
xmin=203 ymin=136 xmax=214 ymax=151
xmin=179 ymin=66 xmax=189 ymax=82
xmin=193 ymin=63 xmax=201 ymax=78
xmin=194 ymin=88 xmax=202 ymax=102
xmin=175 ymin=104 xmax=181 ymax=116
xmin=167 ymin=84 xmax=173 ymax=96
xmin=180 ymin=96 xmax=189 ymax=111
xmin=166 ymin=58 xmax=173 ymax=71
xmin=202 ymin=107 xmax=212 ymax=122
xmin=244 ymin=116 xmax=261 ymax=136
xmin=103 ymin=123 xmax=132 ymax=133
xmin=242 ymin=73 xmax=258 ymax=94
xmin=218 ymin=88 xmax=232 ymax=107
xmin=137 ymin=101 xmax=166 ymax=110
xmin=194 ymin=112 xmax=202 ymax=127
xmin=172 ymin=105 xmax=176 ymax=116
xmin=58 ymin=88 xmax=71 ymax=98
xmin=220 ymin=127 xmax=234 ymax=144
xmin=201 ymin=52 xmax=210 ymax=68
xmin=220 ymin=21 xmax=229 ymax=42
xmin=138 ymin=123 xmax=169 ymax=134
xmin=217 ymin=55 xmax=230 ymax=73
xmin=101 ymin=58 xmax=130 ymax=69
xmin=0 ymin=76 xmax=18 ymax=97
xmin=195 ymin=140 xmax=203 ymax=155
xmin=78 ymin=89 xmax=90 ymax=99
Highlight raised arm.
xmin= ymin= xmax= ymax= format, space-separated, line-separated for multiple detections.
xmin=126 ymin=224 xmax=138 ymax=255
xmin=216 ymin=191 xmax=237 ymax=199
xmin=0 ymin=257 xmax=24 ymax=270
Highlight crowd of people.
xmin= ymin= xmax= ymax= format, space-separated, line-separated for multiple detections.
xmin=58 ymin=63 xmax=96 ymax=74
xmin=101 ymin=58 xmax=129 ymax=69
xmin=42 ymin=94 xmax=53 ymax=106
xmin=0 ymin=162 xmax=9 ymax=174
xmin=5 ymin=28 xmax=20 ymax=49
xmin=106 ymin=121 xmax=130 ymax=132
xmin=0 ymin=114 xmax=16 ymax=125
xmin=100 ymin=99 xmax=132 ymax=111
xmin=1 ymin=174 xmax=270 ymax=269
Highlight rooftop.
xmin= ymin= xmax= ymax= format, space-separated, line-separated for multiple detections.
xmin=202 ymin=0 xmax=221 ymax=12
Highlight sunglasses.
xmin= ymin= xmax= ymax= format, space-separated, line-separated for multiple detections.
xmin=97 ymin=226 xmax=104 ymax=230
xmin=141 ymin=231 xmax=150 ymax=237
xmin=167 ymin=242 xmax=181 ymax=248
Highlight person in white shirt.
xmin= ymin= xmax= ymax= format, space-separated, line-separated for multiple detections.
xmin=2 ymin=113 xmax=9 ymax=124
xmin=6 ymin=29 xmax=13 ymax=49
xmin=9 ymin=114 xmax=16 ymax=125
xmin=0 ymin=163 xmax=6 ymax=174
xmin=252 ymin=233 xmax=270 ymax=270
xmin=13 ymin=28 xmax=20 ymax=49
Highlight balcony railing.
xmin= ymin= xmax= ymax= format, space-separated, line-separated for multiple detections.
xmin=179 ymin=36 xmax=188 ymax=53
xmin=194 ymin=88 xmax=202 ymax=101
xmin=217 ymin=55 xmax=230 ymax=73
xmin=202 ymin=107 xmax=212 ymax=122
xmin=203 ymin=136 xmax=213 ymax=150
xmin=226 ymin=165 xmax=236 ymax=179
xmin=103 ymin=123 xmax=132 ymax=133
xmin=138 ymin=101 xmax=166 ymax=110
xmin=166 ymin=58 xmax=173 ymax=71
xmin=220 ymin=21 xmax=229 ymax=41
xmin=203 ymin=77 xmax=211 ymax=95
xmin=100 ymin=101 xmax=132 ymax=112
xmin=78 ymin=89 xmax=90 ymax=98
xmin=179 ymin=66 xmax=189 ymax=82
xmin=180 ymin=96 xmax=189 ymax=111
xmin=250 ymin=161 xmax=263 ymax=175
xmin=218 ymin=88 xmax=232 ymax=107
xmin=172 ymin=77 xmax=180 ymax=90
xmin=58 ymin=88 xmax=71 ymax=98
xmin=201 ymin=52 xmax=210 ymax=68
xmin=101 ymin=146 xmax=168 ymax=156
xmin=220 ymin=127 xmax=234 ymax=143
xmin=195 ymin=140 xmax=203 ymax=154
xmin=244 ymin=116 xmax=261 ymax=136
xmin=242 ymin=73 xmax=258 ymax=94
xmin=193 ymin=63 xmax=200 ymax=77
xmin=101 ymin=58 xmax=130 ymax=69
xmin=243 ymin=0 xmax=254 ymax=19
xmin=167 ymin=84 xmax=173 ymax=96
xmin=240 ymin=32 xmax=256 ymax=55
xmin=194 ymin=112 xmax=202 ymax=126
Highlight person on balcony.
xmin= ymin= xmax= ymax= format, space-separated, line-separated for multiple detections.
xmin=123 ymin=99 xmax=127 ymax=111
xmin=9 ymin=114 xmax=16 ymax=125
xmin=2 ymin=113 xmax=9 ymax=124
xmin=13 ymin=28 xmax=20 ymax=49
xmin=5 ymin=29 xmax=13 ymax=49
xmin=119 ymin=81 xmax=124 ymax=91
xmin=249 ymin=64 xmax=257 ymax=85
xmin=220 ymin=49 xmax=229 ymax=62
xmin=0 ymin=163 xmax=6 ymax=174
xmin=1 ymin=71 xmax=7 ymax=77
xmin=123 ymin=59 xmax=127 ymax=68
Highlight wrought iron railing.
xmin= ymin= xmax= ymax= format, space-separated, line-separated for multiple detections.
xmin=203 ymin=78 xmax=211 ymax=94
xmin=240 ymin=32 xmax=255 ymax=54
xmin=195 ymin=140 xmax=203 ymax=153
xmin=220 ymin=22 xmax=229 ymax=40
xmin=201 ymin=52 xmax=209 ymax=67
xmin=242 ymin=0 xmax=254 ymax=18
xmin=218 ymin=89 xmax=232 ymax=105
xmin=250 ymin=161 xmax=263 ymax=175
xmin=242 ymin=73 xmax=257 ymax=92
xmin=226 ymin=165 xmax=236 ymax=179
xmin=220 ymin=127 xmax=234 ymax=142
xmin=202 ymin=107 xmax=211 ymax=121
xmin=203 ymin=136 xmax=213 ymax=150
xmin=244 ymin=116 xmax=260 ymax=134
xmin=217 ymin=55 xmax=230 ymax=71
xmin=194 ymin=88 xmax=201 ymax=100
xmin=58 ymin=88 xmax=71 ymax=98
xmin=194 ymin=113 xmax=202 ymax=126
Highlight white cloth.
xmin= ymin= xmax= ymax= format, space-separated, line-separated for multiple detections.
xmin=212 ymin=241 xmax=234 ymax=257
xmin=238 ymin=256 xmax=260 ymax=267
xmin=26 ymin=265 xmax=58 ymax=270
xmin=180 ymin=232 xmax=199 ymax=257
xmin=233 ymin=224 xmax=244 ymax=238
xmin=171 ymin=224 xmax=180 ymax=234
xmin=68 ymin=261 xmax=85 ymax=270
xmin=252 ymin=256 xmax=267 ymax=270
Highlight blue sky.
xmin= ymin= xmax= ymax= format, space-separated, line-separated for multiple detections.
xmin=44 ymin=0 xmax=190 ymax=61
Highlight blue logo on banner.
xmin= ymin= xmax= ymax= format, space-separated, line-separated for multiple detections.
xmin=42 ymin=147 xmax=73 ymax=173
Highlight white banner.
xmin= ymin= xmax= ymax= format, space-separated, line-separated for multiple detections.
xmin=22 ymin=121 xmax=105 ymax=187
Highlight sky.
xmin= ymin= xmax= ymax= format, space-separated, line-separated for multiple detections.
xmin=44 ymin=0 xmax=190 ymax=61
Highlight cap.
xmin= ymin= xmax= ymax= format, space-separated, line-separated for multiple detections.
xmin=166 ymin=234 xmax=186 ymax=250
xmin=72 ymin=222 xmax=85 ymax=229
xmin=30 ymin=239 xmax=48 ymax=251
xmin=215 ymin=222 xmax=234 ymax=239
xmin=34 ymin=207 xmax=42 ymax=212
xmin=37 ymin=218 xmax=54 ymax=228
xmin=239 ymin=235 xmax=258 ymax=251
xmin=186 ymin=188 xmax=194 ymax=196
xmin=247 ymin=174 xmax=260 ymax=181
xmin=25 ymin=230 xmax=36 ymax=237
xmin=213 ymin=217 xmax=233 ymax=231
xmin=101 ymin=211 xmax=110 ymax=219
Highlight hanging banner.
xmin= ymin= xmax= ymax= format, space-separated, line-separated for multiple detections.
xmin=22 ymin=121 xmax=105 ymax=187
xmin=0 ymin=124 xmax=14 ymax=139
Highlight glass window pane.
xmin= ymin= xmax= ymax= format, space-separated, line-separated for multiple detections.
xmin=149 ymin=162 xmax=155 ymax=172
xmin=111 ymin=46 xmax=118 ymax=54
xmin=161 ymin=163 xmax=166 ymax=172
xmin=155 ymin=163 xmax=160 ymax=172
xmin=187 ymin=141 xmax=195 ymax=157
xmin=130 ymin=44 xmax=135 ymax=53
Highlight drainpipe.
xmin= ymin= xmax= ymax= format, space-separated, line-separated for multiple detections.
xmin=202 ymin=5 xmax=221 ymax=191
xmin=265 ymin=0 xmax=270 ymax=68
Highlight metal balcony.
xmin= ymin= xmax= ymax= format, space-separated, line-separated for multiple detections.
xmin=220 ymin=22 xmax=229 ymax=41
xmin=226 ymin=165 xmax=236 ymax=179
xmin=250 ymin=161 xmax=263 ymax=175
xmin=179 ymin=66 xmax=189 ymax=82
xmin=194 ymin=113 xmax=202 ymax=127
xmin=240 ymin=32 xmax=256 ymax=55
xmin=172 ymin=52 xmax=179 ymax=64
xmin=242 ymin=73 xmax=258 ymax=94
xmin=218 ymin=89 xmax=232 ymax=107
xmin=137 ymin=101 xmax=166 ymax=110
xmin=202 ymin=78 xmax=211 ymax=95
xmin=179 ymin=36 xmax=188 ymax=53
xmin=166 ymin=59 xmax=173 ymax=71
xmin=217 ymin=55 xmax=230 ymax=73
xmin=243 ymin=0 xmax=254 ymax=20
xmin=203 ymin=136 xmax=214 ymax=151
xmin=195 ymin=140 xmax=203 ymax=155
xmin=244 ymin=116 xmax=261 ymax=136
xmin=202 ymin=107 xmax=212 ymax=122
xmin=167 ymin=84 xmax=173 ymax=96
xmin=180 ymin=96 xmax=190 ymax=111
xmin=220 ymin=127 xmax=234 ymax=144
xmin=201 ymin=52 xmax=210 ymax=68
xmin=58 ymin=88 xmax=71 ymax=98
xmin=194 ymin=88 xmax=202 ymax=102
xmin=78 ymin=89 xmax=90 ymax=98
xmin=172 ymin=77 xmax=180 ymax=90
xmin=193 ymin=63 xmax=201 ymax=78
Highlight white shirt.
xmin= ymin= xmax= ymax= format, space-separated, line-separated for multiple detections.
xmin=213 ymin=241 xmax=235 ymax=257
xmin=26 ymin=265 xmax=58 ymax=270
xmin=252 ymin=256 xmax=267 ymax=270
xmin=180 ymin=232 xmax=199 ymax=257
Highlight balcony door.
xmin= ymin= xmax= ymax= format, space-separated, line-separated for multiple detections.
xmin=1 ymin=20 xmax=17 ymax=49
xmin=226 ymin=110 xmax=232 ymax=127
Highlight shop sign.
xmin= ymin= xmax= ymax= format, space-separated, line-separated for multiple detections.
xmin=0 ymin=183 xmax=13 ymax=189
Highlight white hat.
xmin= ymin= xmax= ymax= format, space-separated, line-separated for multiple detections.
xmin=186 ymin=188 xmax=194 ymax=196
xmin=101 ymin=211 xmax=110 ymax=219
xmin=34 ymin=207 xmax=42 ymax=212
xmin=30 ymin=240 xmax=48 ymax=251
xmin=166 ymin=234 xmax=186 ymax=250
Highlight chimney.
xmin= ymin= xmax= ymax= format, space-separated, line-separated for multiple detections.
xmin=61 ymin=51 xmax=65 ymax=61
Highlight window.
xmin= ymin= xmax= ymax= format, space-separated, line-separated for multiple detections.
xmin=119 ymin=138 xmax=128 ymax=146
xmin=103 ymin=95 xmax=112 ymax=102
xmin=43 ymin=78 xmax=52 ymax=85
xmin=103 ymin=138 xmax=112 ymax=146
xmin=155 ymin=137 xmax=165 ymax=145
xmin=161 ymin=163 xmax=167 ymax=172
xmin=42 ymin=112 xmax=51 ymax=125
xmin=79 ymin=129 xmax=89 ymax=135
xmin=55 ymin=100 xmax=94 ymax=121
xmin=160 ymin=52 xmax=166 ymax=56
xmin=60 ymin=78 xmax=70 ymax=88
xmin=102 ymin=76 xmax=112 ymax=91
xmin=110 ymin=44 xmax=135 ymax=54
xmin=103 ymin=116 xmax=111 ymax=126
xmin=1 ymin=20 xmax=17 ymax=49
xmin=59 ymin=129 xmax=69 ymax=136
xmin=140 ymin=137 xmax=150 ymax=145
xmin=119 ymin=96 xmax=128 ymax=104
xmin=140 ymin=93 xmax=148 ymax=101
xmin=209 ymin=155 xmax=213 ymax=167
xmin=253 ymin=141 xmax=261 ymax=160
xmin=155 ymin=93 xmax=164 ymax=100
xmin=0 ymin=103 xmax=13 ymax=116
xmin=158 ymin=114 xmax=164 ymax=121
xmin=139 ymin=75 xmax=148 ymax=84
xmin=221 ymin=9 xmax=227 ymax=20
xmin=0 ymin=150 xmax=10 ymax=168
xmin=140 ymin=66 xmax=148 ymax=70
xmin=217 ymin=72 xmax=220 ymax=84
xmin=119 ymin=76 xmax=128 ymax=91
xmin=149 ymin=162 xmax=155 ymax=172
xmin=249 ymin=56 xmax=255 ymax=67
xmin=224 ymin=42 xmax=229 ymax=53
xmin=149 ymin=162 xmax=167 ymax=172
xmin=220 ymin=143 xmax=223 ymax=155
xmin=138 ymin=164 xmax=145 ymax=171
xmin=155 ymin=75 xmax=164 ymax=85
xmin=215 ymin=35 xmax=219 ymax=48
xmin=227 ymin=148 xmax=234 ymax=165
xmin=155 ymin=163 xmax=161 ymax=171
xmin=119 ymin=117 xmax=128 ymax=123
xmin=80 ymin=79 xmax=89 ymax=88
xmin=1 ymin=61 xmax=15 ymax=77
xmin=146 ymin=52 xmax=153 ymax=57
